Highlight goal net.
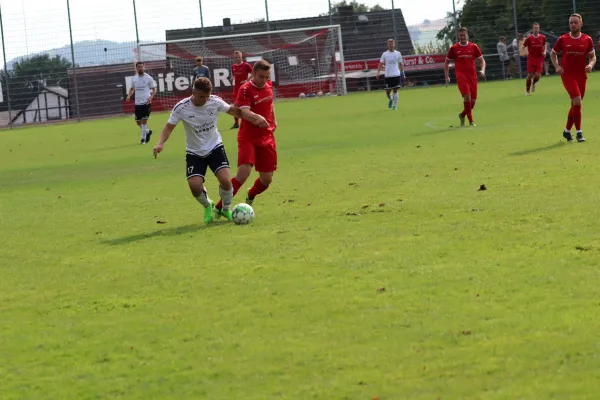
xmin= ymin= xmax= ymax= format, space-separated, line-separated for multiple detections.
xmin=137 ymin=25 xmax=347 ymax=108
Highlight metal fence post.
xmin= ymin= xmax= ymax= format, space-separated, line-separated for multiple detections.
xmin=328 ymin=0 xmax=333 ymax=25
xmin=199 ymin=0 xmax=205 ymax=37
xmin=452 ymin=0 xmax=459 ymax=42
xmin=0 ymin=5 xmax=12 ymax=129
xmin=391 ymin=0 xmax=398 ymax=43
xmin=133 ymin=0 xmax=141 ymax=58
xmin=265 ymin=0 xmax=271 ymax=31
xmin=66 ymin=0 xmax=81 ymax=121
xmin=573 ymin=0 xmax=577 ymax=13
xmin=512 ymin=0 xmax=522 ymax=78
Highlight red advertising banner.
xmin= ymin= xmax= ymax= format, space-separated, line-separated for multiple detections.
xmin=343 ymin=54 xmax=448 ymax=72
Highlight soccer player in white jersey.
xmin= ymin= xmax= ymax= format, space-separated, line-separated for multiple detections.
xmin=152 ymin=78 xmax=266 ymax=223
xmin=126 ymin=62 xmax=157 ymax=144
xmin=376 ymin=39 xmax=405 ymax=110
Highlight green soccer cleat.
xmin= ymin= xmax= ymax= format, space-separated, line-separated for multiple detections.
xmin=204 ymin=200 xmax=214 ymax=223
xmin=219 ymin=208 xmax=233 ymax=221
xmin=470 ymin=122 xmax=477 ymax=127
xmin=458 ymin=113 xmax=466 ymax=126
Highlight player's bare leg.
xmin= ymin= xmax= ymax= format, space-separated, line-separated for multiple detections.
xmin=386 ymin=89 xmax=392 ymax=109
xmin=532 ymin=72 xmax=541 ymax=93
xmin=392 ymin=88 xmax=399 ymax=110
xmin=525 ymin=72 xmax=534 ymax=95
xmin=247 ymin=171 xmax=274 ymax=206
xmin=215 ymin=165 xmax=247 ymax=212
xmin=188 ymin=176 xmax=214 ymax=223
xmin=459 ymin=94 xmax=474 ymax=126
xmin=214 ymin=168 xmax=234 ymax=221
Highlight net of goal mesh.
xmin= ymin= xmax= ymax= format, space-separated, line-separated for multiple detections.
xmin=138 ymin=26 xmax=346 ymax=109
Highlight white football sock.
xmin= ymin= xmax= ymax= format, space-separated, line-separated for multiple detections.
xmin=393 ymin=93 xmax=399 ymax=107
xmin=219 ymin=186 xmax=234 ymax=211
xmin=195 ymin=188 xmax=211 ymax=208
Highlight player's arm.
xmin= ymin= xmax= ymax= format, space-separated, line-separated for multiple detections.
xmin=153 ymin=123 xmax=176 ymax=158
xmin=126 ymin=86 xmax=135 ymax=101
xmin=586 ymin=51 xmax=596 ymax=72
xmin=478 ymin=56 xmax=486 ymax=77
xmin=206 ymin=67 xmax=211 ymax=80
xmin=444 ymin=58 xmax=451 ymax=86
xmin=148 ymin=87 xmax=157 ymax=104
xmin=550 ymin=50 xmax=563 ymax=74
xmin=239 ymin=107 xmax=269 ymax=128
xmin=225 ymin=104 xmax=242 ymax=119
xmin=376 ymin=61 xmax=384 ymax=79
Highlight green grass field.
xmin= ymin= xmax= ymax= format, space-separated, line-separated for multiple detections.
xmin=3 ymin=76 xmax=600 ymax=399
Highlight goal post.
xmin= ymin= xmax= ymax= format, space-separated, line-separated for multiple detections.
xmin=137 ymin=25 xmax=347 ymax=108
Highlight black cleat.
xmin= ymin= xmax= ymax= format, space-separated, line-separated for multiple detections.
xmin=563 ymin=131 xmax=574 ymax=143
xmin=576 ymin=131 xmax=586 ymax=142
xmin=231 ymin=123 xmax=239 ymax=129
xmin=146 ymin=130 xmax=153 ymax=143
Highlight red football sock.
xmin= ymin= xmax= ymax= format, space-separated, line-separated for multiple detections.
xmin=566 ymin=107 xmax=574 ymax=131
xmin=470 ymin=101 xmax=476 ymax=110
xmin=234 ymin=117 xmax=239 ymax=125
xmin=248 ymin=177 xmax=269 ymax=200
xmin=216 ymin=177 xmax=242 ymax=209
xmin=526 ymin=78 xmax=532 ymax=91
xmin=463 ymin=101 xmax=473 ymax=124
xmin=572 ymin=105 xmax=582 ymax=131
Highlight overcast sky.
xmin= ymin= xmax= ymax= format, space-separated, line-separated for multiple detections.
xmin=0 ymin=0 xmax=457 ymax=66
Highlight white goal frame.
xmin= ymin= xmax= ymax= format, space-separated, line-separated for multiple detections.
xmin=138 ymin=24 xmax=348 ymax=98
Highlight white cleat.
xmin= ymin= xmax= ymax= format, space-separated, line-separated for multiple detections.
xmin=525 ymin=91 xmax=531 ymax=96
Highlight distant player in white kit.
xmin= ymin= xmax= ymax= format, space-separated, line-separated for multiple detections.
xmin=376 ymin=39 xmax=405 ymax=110
xmin=152 ymin=77 xmax=265 ymax=223
xmin=126 ymin=62 xmax=157 ymax=144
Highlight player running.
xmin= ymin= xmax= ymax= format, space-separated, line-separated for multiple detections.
xmin=215 ymin=60 xmax=274 ymax=213
xmin=551 ymin=13 xmax=596 ymax=142
xmin=152 ymin=78 xmax=245 ymax=223
xmin=376 ymin=39 xmax=404 ymax=110
xmin=444 ymin=27 xmax=486 ymax=127
xmin=126 ymin=62 xmax=157 ymax=144
xmin=523 ymin=23 xmax=547 ymax=96
xmin=231 ymin=51 xmax=253 ymax=129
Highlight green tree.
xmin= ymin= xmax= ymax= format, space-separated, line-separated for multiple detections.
xmin=2 ymin=54 xmax=72 ymax=112
xmin=330 ymin=1 xmax=386 ymax=14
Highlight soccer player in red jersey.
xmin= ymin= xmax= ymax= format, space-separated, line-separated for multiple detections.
xmin=523 ymin=23 xmax=547 ymax=96
xmin=551 ymin=14 xmax=596 ymax=142
xmin=215 ymin=60 xmax=273 ymax=213
xmin=444 ymin=27 xmax=486 ymax=127
xmin=230 ymin=51 xmax=253 ymax=129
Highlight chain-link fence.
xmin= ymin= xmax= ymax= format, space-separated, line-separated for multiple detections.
xmin=0 ymin=0 xmax=594 ymax=128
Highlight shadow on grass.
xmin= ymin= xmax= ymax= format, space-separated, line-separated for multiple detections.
xmin=103 ymin=223 xmax=224 ymax=245
xmin=509 ymin=142 xmax=564 ymax=156
xmin=94 ymin=143 xmax=141 ymax=152
xmin=415 ymin=126 xmax=461 ymax=136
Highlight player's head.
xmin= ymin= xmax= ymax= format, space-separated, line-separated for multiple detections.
xmin=499 ymin=36 xmax=505 ymax=43
xmin=195 ymin=56 xmax=204 ymax=66
xmin=191 ymin=77 xmax=212 ymax=106
xmin=252 ymin=60 xmax=271 ymax=88
xmin=458 ymin=27 xmax=469 ymax=44
xmin=233 ymin=51 xmax=243 ymax=64
xmin=135 ymin=62 xmax=145 ymax=75
xmin=387 ymin=39 xmax=395 ymax=51
xmin=532 ymin=22 xmax=540 ymax=35
xmin=569 ymin=14 xmax=583 ymax=34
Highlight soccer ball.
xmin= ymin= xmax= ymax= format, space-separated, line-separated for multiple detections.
xmin=232 ymin=203 xmax=254 ymax=225
xmin=317 ymin=91 xmax=323 ymax=97
xmin=299 ymin=93 xmax=306 ymax=98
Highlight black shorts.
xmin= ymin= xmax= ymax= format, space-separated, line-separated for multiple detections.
xmin=134 ymin=104 xmax=151 ymax=121
xmin=385 ymin=76 xmax=402 ymax=89
xmin=186 ymin=145 xmax=230 ymax=180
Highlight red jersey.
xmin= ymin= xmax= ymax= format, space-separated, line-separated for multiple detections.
xmin=446 ymin=42 xmax=483 ymax=80
xmin=232 ymin=62 xmax=253 ymax=88
xmin=236 ymin=80 xmax=275 ymax=139
xmin=553 ymin=33 xmax=595 ymax=75
xmin=523 ymin=34 xmax=546 ymax=59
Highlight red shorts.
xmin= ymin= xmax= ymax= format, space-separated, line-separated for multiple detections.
xmin=457 ymin=78 xmax=478 ymax=100
xmin=527 ymin=58 xmax=544 ymax=74
xmin=561 ymin=74 xmax=587 ymax=99
xmin=237 ymin=134 xmax=277 ymax=172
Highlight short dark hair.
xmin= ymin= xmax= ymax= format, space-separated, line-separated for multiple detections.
xmin=253 ymin=60 xmax=271 ymax=72
xmin=458 ymin=27 xmax=468 ymax=34
xmin=193 ymin=77 xmax=212 ymax=93
xmin=135 ymin=62 xmax=144 ymax=67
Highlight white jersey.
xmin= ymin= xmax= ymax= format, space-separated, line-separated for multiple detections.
xmin=131 ymin=73 xmax=157 ymax=105
xmin=167 ymin=95 xmax=231 ymax=157
xmin=380 ymin=50 xmax=403 ymax=77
